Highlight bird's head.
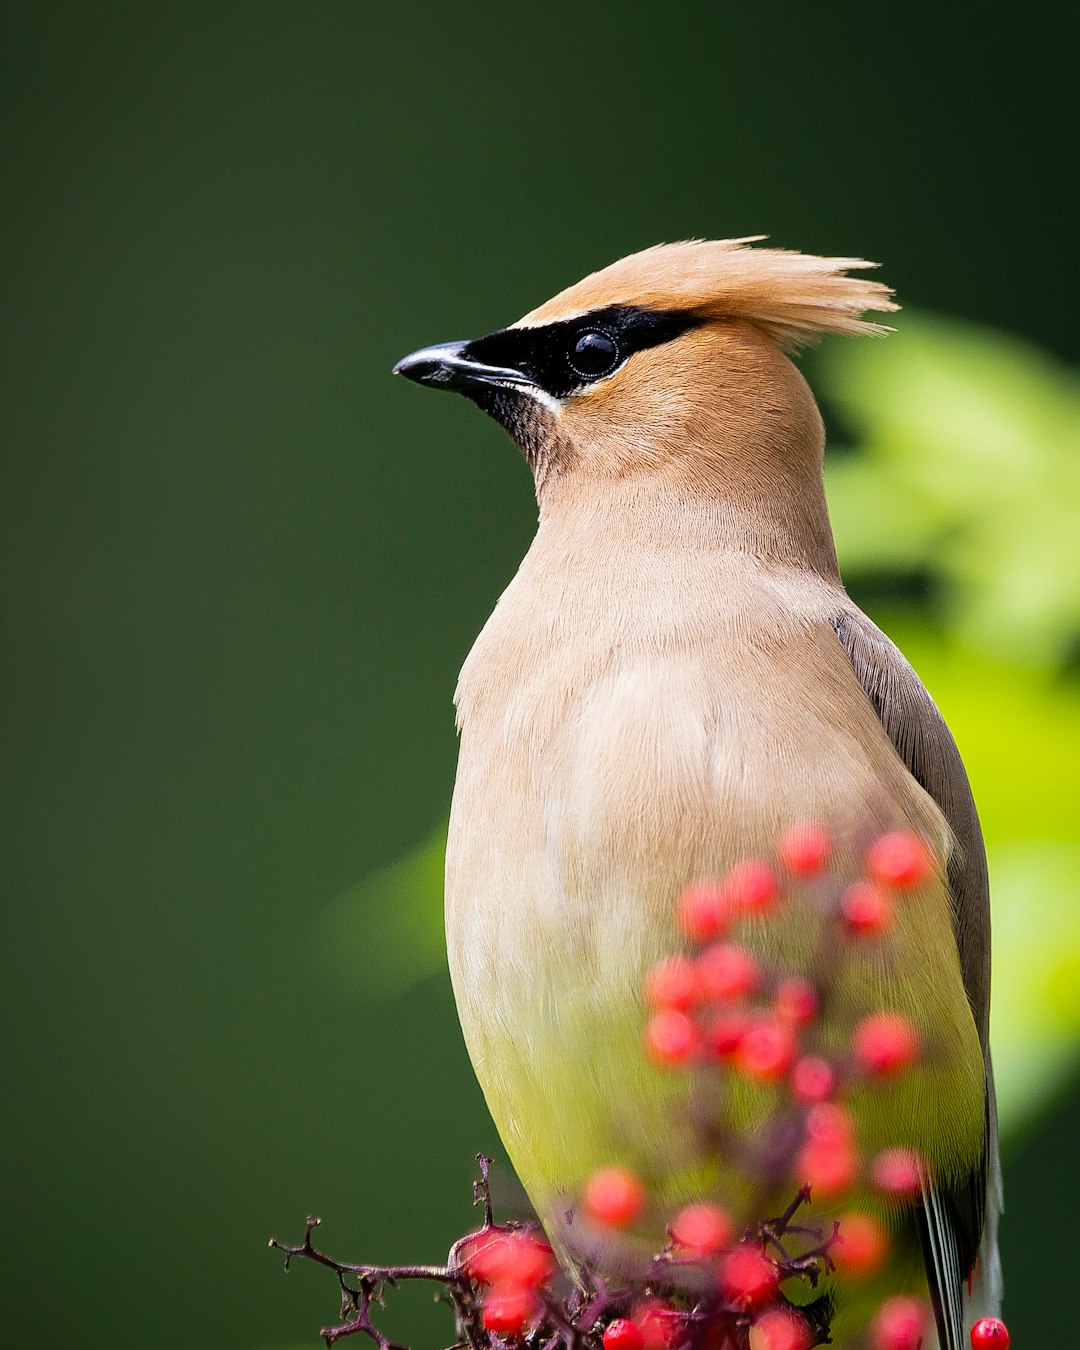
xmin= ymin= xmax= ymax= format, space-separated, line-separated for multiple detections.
xmin=394 ymin=239 xmax=896 ymax=507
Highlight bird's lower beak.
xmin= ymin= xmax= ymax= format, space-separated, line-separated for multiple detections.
xmin=392 ymin=341 xmax=534 ymax=396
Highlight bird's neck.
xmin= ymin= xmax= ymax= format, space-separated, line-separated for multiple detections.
xmin=537 ymin=468 xmax=841 ymax=581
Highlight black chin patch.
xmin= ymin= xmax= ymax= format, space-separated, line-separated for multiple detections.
xmin=468 ymin=386 xmax=560 ymax=468
xmin=463 ymin=305 xmax=701 ymax=400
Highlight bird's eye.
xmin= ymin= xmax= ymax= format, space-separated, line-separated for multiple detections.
xmin=568 ymin=329 xmax=619 ymax=380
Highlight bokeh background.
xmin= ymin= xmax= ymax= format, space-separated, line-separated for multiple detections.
xmin=3 ymin=6 xmax=1077 ymax=1347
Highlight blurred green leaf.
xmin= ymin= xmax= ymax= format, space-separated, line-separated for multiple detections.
xmin=987 ymin=841 xmax=1080 ymax=1134
xmin=822 ymin=312 xmax=1080 ymax=666
xmin=313 ymin=823 xmax=447 ymax=1001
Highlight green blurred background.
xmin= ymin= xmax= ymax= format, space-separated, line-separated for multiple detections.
xmin=3 ymin=6 xmax=1076 ymax=1347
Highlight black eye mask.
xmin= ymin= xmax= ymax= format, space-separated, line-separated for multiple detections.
xmin=463 ymin=305 xmax=702 ymax=400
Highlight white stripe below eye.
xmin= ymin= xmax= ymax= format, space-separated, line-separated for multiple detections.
xmin=515 ymin=385 xmax=562 ymax=414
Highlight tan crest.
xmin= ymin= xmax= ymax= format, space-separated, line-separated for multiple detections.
xmin=519 ymin=238 xmax=898 ymax=351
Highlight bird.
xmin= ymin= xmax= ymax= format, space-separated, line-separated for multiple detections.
xmin=393 ymin=239 xmax=1001 ymax=1347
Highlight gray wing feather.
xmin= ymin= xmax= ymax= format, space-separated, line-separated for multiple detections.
xmin=831 ymin=610 xmax=989 ymax=1041
xmin=831 ymin=608 xmax=1002 ymax=1346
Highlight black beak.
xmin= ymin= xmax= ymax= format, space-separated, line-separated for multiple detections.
xmin=392 ymin=340 xmax=534 ymax=396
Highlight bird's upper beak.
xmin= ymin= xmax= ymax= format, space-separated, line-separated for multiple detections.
xmin=392 ymin=340 xmax=534 ymax=397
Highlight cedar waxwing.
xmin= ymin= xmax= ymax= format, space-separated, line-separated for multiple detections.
xmin=394 ymin=239 xmax=1002 ymax=1348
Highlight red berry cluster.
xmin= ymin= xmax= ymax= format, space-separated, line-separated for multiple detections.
xmin=459 ymin=1226 xmax=557 ymax=1336
xmin=649 ymin=827 xmax=929 ymax=1076
xmin=575 ymin=826 xmax=1008 ymax=1350
xmin=274 ymin=826 xmax=1010 ymax=1350
xmin=643 ymin=832 xmax=927 ymax=1210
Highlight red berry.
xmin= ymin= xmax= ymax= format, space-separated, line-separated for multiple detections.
xmin=727 ymin=858 xmax=780 ymax=914
xmin=796 ymin=1137 xmax=858 ymax=1198
xmin=866 ymin=832 xmax=934 ymax=890
xmin=482 ymin=1283 xmax=539 ymax=1336
xmin=630 ymin=1298 xmax=681 ymax=1350
xmin=791 ymin=1055 xmax=837 ymax=1104
xmin=718 ymin=1244 xmax=779 ymax=1309
xmin=970 ymin=1317 xmax=1010 ymax=1348
xmin=833 ymin=1210 xmax=888 ymax=1279
xmin=871 ymin=1295 xmax=929 ymax=1350
xmin=643 ymin=955 xmax=701 ymax=1011
xmin=670 ymin=1201 xmax=734 ymax=1256
xmin=871 ymin=1148 xmax=926 ymax=1200
xmin=459 ymin=1228 xmax=503 ymax=1281
xmin=805 ymin=1102 xmax=854 ymax=1143
xmin=752 ymin=1308 xmax=812 ymax=1350
xmin=584 ymin=1166 xmax=646 ymax=1228
xmin=676 ymin=880 xmax=729 ymax=944
xmin=464 ymin=1229 xmax=555 ymax=1287
xmin=698 ymin=942 xmax=759 ymax=1000
xmin=777 ymin=823 xmax=831 ymax=877
xmin=705 ymin=1007 xmax=749 ymax=1059
xmin=644 ymin=1009 xmax=699 ymax=1065
xmin=775 ymin=978 xmax=819 ymax=1027
xmin=603 ymin=1320 xmax=645 ymax=1350
xmin=840 ymin=881 xmax=893 ymax=935
xmin=797 ymin=1105 xmax=858 ymax=1195
xmin=457 ymin=1229 xmax=492 ymax=1278
xmin=853 ymin=1012 xmax=920 ymax=1077
xmin=734 ymin=1017 xmax=797 ymax=1081
xmin=501 ymin=1234 xmax=553 ymax=1287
